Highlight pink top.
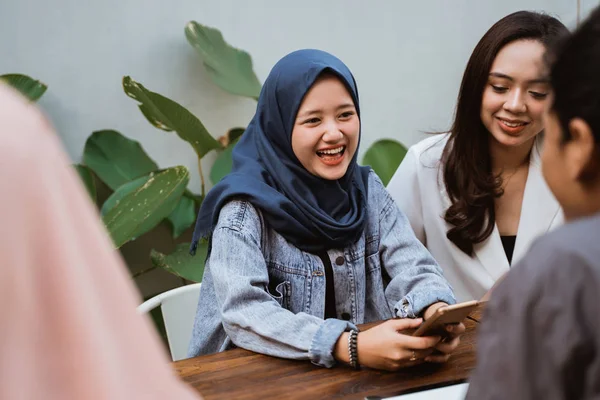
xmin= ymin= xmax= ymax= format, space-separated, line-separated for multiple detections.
xmin=0 ymin=83 xmax=202 ymax=400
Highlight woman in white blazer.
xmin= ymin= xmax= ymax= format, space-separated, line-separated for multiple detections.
xmin=388 ymin=11 xmax=568 ymax=302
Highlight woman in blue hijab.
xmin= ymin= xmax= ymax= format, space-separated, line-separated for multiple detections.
xmin=187 ymin=49 xmax=463 ymax=370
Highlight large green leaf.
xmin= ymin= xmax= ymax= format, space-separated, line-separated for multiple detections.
xmin=185 ymin=21 xmax=262 ymax=99
xmin=210 ymin=128 xmax=245 ymax=184
xmin=184 ymin=189 xmax=203 ymax=207
xmin=122 ymin=76 xmax=221 ymax=158
xmin=73 ymin=164 xmax=97 ymax=201
xmin=83 ymin=130 xmax=158 ymax=190
xmin=100 ymin=174 xmax=150 ymax=216
xmin=102 ymin=175 xmax=197 ymax=237
xmin=102 ymin=167 xmax=189 ymax=248
xmin=361 ymin=139 xmax=408 ymax=186
xmin=167 ymin=194 xmax=197 ymax=238
xmin=210 ymin=137 xmax=240 ymax=185
xmin=0 ymin=73 xmax=47 ymax=101
xmin=150 ymin=242 xmax=207 ymax=283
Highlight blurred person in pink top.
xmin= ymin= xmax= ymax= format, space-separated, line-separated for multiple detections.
xmin=0 ymin=83 xmax=202 ymax=400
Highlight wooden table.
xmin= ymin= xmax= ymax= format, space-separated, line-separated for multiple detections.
xmin=174 ymin=311 xmax=483 ymax=400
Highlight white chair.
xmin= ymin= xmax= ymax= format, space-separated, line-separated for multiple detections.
xmin=137 ymin=283 xmax=202 ymax=361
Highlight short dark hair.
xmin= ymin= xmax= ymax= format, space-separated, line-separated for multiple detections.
xmin=549 ymin=6 xmax=600 ymax=144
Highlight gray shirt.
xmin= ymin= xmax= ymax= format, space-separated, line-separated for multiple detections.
xmin=467 ymin=213 xmax=600 ymax=400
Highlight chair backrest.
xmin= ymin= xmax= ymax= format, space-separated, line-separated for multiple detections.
xmin=137 ymin=283 xmax=202 ymax=361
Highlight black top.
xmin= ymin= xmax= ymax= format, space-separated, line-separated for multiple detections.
xmin=500 ymin=235 xmax=517 ymax=265
xmin=317 ymin=252 xmax=337 ymax=319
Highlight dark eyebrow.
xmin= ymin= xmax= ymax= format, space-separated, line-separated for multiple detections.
xmin=297 ymin=109 xmax=319 ymax=119
xmin=297 ymin=103 xmax=355 ymax=119
xmin=489 ymin=72 xmax=550 ymax=84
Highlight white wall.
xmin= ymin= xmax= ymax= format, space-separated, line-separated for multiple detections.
xmin=582 ymin=0 xmax=600 ymax=18
xmin=1 ymin=0 xmax=583 ymax=193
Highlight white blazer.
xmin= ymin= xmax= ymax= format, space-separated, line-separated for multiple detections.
xmin=387 ymin=134 xmax=563 ymax=301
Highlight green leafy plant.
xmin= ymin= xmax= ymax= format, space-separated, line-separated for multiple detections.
xmin=72 ymin=22 xmax=265 ymax=282
xmin=0 ymin=73 xmax=47 ymax=101
xmin=361 ymin=139 xmax=408 ymax=186
xmin=185 ymin=22 xmax=262 ymax=99
xmin=12 ymin=23 xmax=407 ymax=285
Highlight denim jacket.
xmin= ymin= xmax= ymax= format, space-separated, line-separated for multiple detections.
xmin=187 ymin=171 xmax=455 ymax=367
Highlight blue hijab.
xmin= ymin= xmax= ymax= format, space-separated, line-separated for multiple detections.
xmin=190 ymin=49 xmax=370 ymax=254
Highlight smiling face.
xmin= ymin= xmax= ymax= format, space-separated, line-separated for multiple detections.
xmin=291 ymin=74 xmax=359 ymax=180
xmin=480 ymin=39 xmax=551 ymax=149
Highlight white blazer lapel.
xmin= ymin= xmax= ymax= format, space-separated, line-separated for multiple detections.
xmin=513 ymin=143 xmax=562 ymax=262
xmin=438 ymin=166 xmax=510 ymax=281
xmin=473 ymin=223 xmax=510 ymax=281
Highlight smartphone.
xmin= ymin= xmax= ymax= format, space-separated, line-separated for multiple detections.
xmin=412 ymin=300 xmax=483 ymax=337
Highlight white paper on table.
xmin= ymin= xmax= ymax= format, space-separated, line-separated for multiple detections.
xmin=373 ymin=382 xmax=469 ymax=400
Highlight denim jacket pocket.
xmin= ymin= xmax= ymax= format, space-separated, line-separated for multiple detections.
xmin=267 ymin=281 xmax=291 ymax=309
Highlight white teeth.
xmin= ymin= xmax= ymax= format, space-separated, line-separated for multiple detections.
xmin=501 ymin=120 xmax=527 ymax=127
xmin=318 ymin=146 xmax=344 ymax=155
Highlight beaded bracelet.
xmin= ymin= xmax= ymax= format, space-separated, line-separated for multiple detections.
xmin=347 ymin=329 xmax=359 ymax=369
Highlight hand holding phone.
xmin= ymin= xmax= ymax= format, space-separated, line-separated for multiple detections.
xmin=412 ymin=300 xmax=483 ymax=337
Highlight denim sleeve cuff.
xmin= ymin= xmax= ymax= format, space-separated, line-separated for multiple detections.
xmin=308 ymin=318 xmax=357 ymax=368
xmin=394 ymin=290 xmax=456 ymax=318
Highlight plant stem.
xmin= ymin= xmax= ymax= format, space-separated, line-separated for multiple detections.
xmin=196 ymin=153 xmax=205 ymax=198
xmin=132 ymin=265 xmax=158 ymax=279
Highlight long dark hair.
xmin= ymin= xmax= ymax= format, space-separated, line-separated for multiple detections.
xmin=442 ymin=11 xmax=568 ymax=256
xmin=549 ymin=6 xmax=600 ymax=145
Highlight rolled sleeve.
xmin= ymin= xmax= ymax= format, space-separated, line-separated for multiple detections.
xmin=394 ymin=290 xmax=456 ymax=319
xmin=309 ymin=318 xmax=357 ymax=368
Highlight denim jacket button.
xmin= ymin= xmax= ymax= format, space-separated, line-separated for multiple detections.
xmin=341 ymin=312 xmax=351 ymax=320
xmin=335 ymin=256 xmax=345 ymax=266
